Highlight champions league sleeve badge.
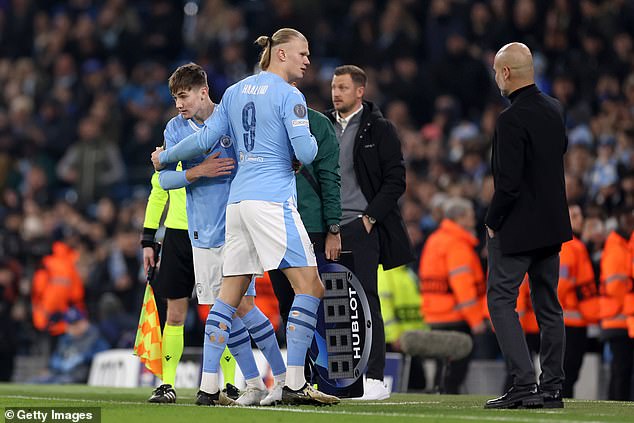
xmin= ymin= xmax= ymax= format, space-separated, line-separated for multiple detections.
xmin=293 ymin=104 xmax=307 ymax=118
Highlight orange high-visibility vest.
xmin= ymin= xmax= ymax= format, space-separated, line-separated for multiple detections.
xmin=558 ymin=236 xmax=600 ymax=326
xmin=419 ymin=219 xmax=485 ymax=328
xmin=599 ymin=231 xmax=633 ymax=331
xmin=626 ymin=232 xmax=634 ymax=337
xmin=31 ymin=242 xmax=85 ymax=336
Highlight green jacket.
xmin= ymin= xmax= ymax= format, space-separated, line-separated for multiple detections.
xmin=297 ymin=109 xmax=341 ymax=232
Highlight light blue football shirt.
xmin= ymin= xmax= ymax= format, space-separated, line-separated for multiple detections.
xmin=158 ymin=113 xmax=236 ymax=248
xmin=159 ymin=71 xmax=317 ymax=204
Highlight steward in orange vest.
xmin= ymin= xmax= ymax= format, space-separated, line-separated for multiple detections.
xmin=599 ymin=209 xmax=634 ymax=401
xmin=32 ymin=241 xmax=85 ymax=337
xmin=628 ymin=231 xmax=634 ymax=338
xmin=558 ymin=204 xmax=599 ymax=398
xmin=419 ymin=197 xmax=485 ymax=393
xmin=419 ymin=216 xmax=485 ymax=329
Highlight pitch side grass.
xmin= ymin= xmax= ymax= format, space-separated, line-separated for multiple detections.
xmin=1 ymin=384 xmax=633 ymax=423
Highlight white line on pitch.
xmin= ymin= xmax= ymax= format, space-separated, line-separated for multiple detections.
xmin=0 ymin=394 xmax=615 ymax=423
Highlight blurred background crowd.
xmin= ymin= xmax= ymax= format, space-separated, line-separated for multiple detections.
xmin=0 ymin=0 xmax=632 ymax=390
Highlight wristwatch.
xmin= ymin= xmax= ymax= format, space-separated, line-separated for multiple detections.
xmin=364 ymin=214 xmax=377 ymax=225
xmin=328 ymin=224 xmax=340 ymax=235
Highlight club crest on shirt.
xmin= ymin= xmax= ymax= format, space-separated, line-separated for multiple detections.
xmin=293 ymin=104 xmax=307 ymax=118
xmin=220 ymin=135 xmax=232 ymax=148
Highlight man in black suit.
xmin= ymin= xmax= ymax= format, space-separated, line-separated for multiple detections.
xmin=484 ymin=43 xmax=572 ymax=409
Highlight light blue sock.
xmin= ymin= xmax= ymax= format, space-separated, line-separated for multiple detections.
xmin=242 ymin=306 xmax=286 ymax=376
xmin=227 ymin=316 xmax=260 ymax=380
xmin=286 ymin=294 xmax=320 ymax=367
xmin=203 ymin=300 xmax=236 ymax=373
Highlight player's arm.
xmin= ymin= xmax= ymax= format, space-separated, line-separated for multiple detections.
xmin=159 ymin=152 xmax=235 ymax=188
xmin=157 ymin=98 xmax=231 ymax=166
xmin=157 ymin=124 xmax=192 ymax=190
xmin=283 ymin=87 xmax=317 ymax=164
xmin=186 ymin=152 xmax=235 ymax=181
xmin=159 ymin=168 xmax=191 ymax=190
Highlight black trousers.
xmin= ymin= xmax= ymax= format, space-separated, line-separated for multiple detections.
xmin=562 ymin=325 xmax=588 ymax=398
xmin=341 ymin=218 xmax=384 ymax=380
xmin=487 ymin=235 xmax=565 ymax=389
xmin=607 ymin=335 xmax=634 ymax=401
xmin=503 ymin=333 xmax=540 ymax=392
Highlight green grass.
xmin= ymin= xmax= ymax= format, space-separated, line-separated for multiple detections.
xmin=1 ymin=384 xmax=633 ymax=423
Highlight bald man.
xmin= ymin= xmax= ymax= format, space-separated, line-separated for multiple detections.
xmin=484 ymin=43 xmax=572 ymax=409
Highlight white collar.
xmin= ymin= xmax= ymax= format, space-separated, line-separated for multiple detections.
xmin=336 ymin=105 xmax=363 ymax=131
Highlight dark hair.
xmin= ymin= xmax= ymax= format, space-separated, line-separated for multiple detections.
xmin=334 ymin=65 xmax=367 ymax=87
xmin=168 ymin=63 xmax=207 ymax=95
xmin=254 ymin=28 xmax=307 ymax=70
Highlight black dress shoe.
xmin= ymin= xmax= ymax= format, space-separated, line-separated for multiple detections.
xmin=484 ymin=384 xmax=544 ymax=409
xmin=541 ymin=389 xmax=564 ymax=409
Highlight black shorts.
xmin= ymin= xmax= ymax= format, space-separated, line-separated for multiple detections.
xmin=153 ymin=228 xmax=195 ymax=300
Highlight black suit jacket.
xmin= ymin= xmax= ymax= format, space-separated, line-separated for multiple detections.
xmin=485 ymin=85 xmax=572 ymax=254
xmin=326 ymin=101 xmax=415 ymax=269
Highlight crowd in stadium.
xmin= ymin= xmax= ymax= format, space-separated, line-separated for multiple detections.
xmin=0 ymin=0 xmax=632 ymax=398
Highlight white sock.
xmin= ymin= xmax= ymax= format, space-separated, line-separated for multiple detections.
xmin=286 ymin=365 xmax=306 ymax=390
xmin=246 ymin=376 xmax=267 ymax=390
xmin=274 ymin=372 xmax=286 ymax=386
xmin=200 ymin=372 xmax=219 ymax=394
